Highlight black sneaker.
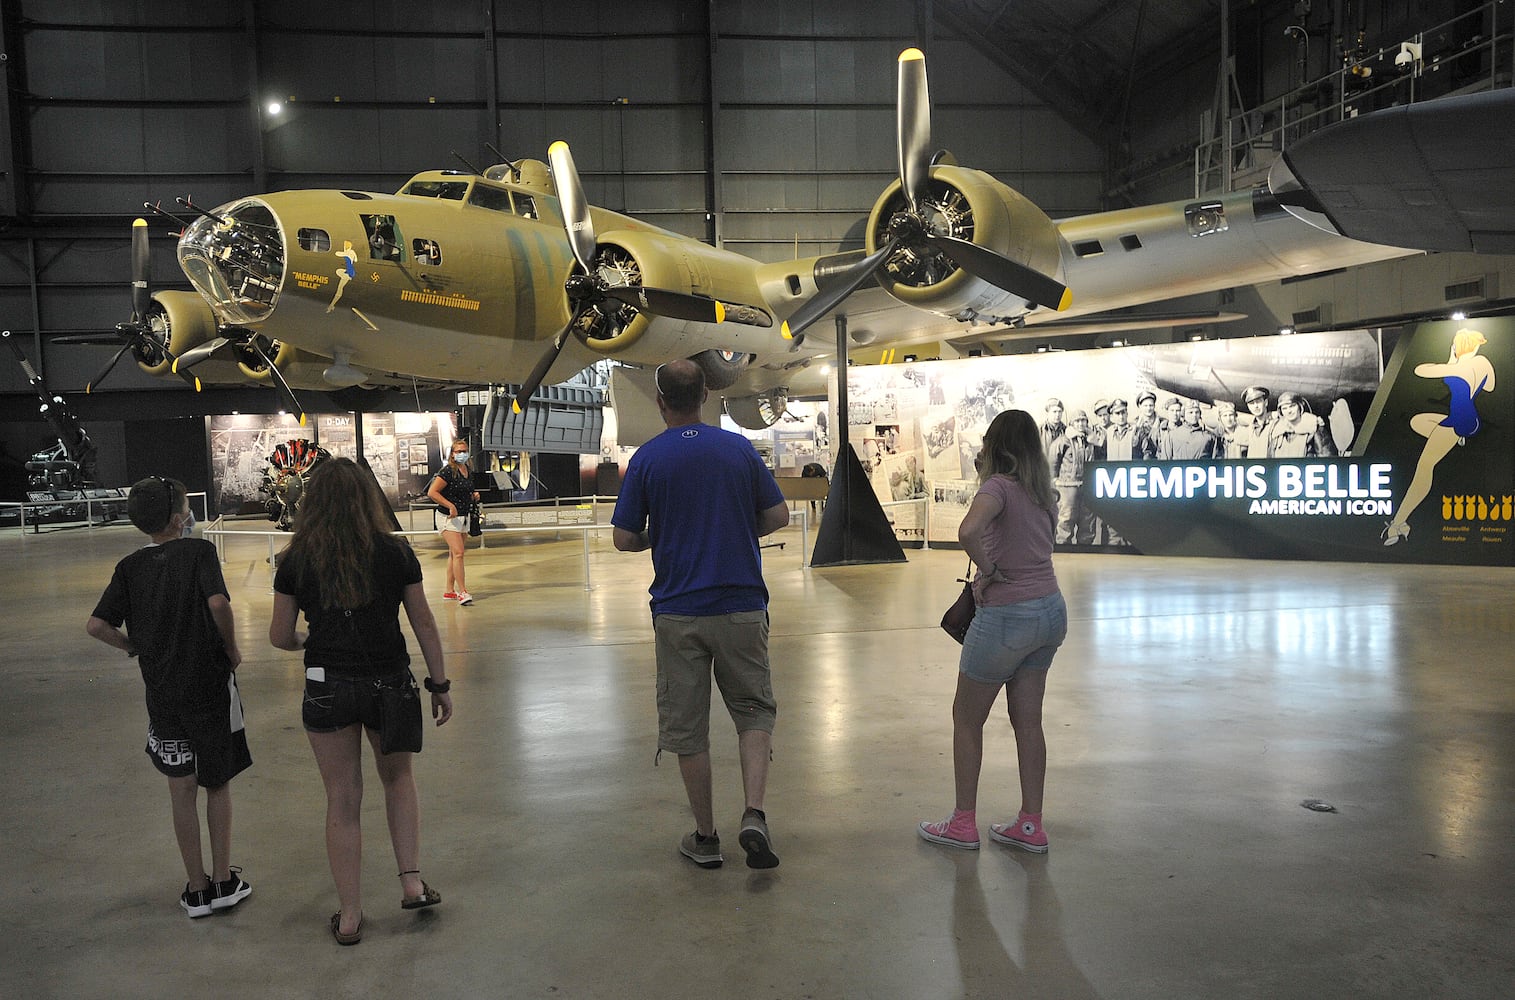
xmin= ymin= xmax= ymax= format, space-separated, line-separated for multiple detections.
xmin=180 ymin=881 xmax=213 ymax=918
xmin=211 ymin=867 xmax=252 ymax=911
xmin=738 ymin=808 xmax=780 ymax=870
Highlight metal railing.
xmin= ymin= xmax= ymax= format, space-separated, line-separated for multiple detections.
xmin=1 ymin=491 xmax=209 ymax=533
xmin=1195 ymin=0 xmax=1511 ymax=196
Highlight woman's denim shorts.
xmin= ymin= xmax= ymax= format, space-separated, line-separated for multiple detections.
xmin=958 ymin=591 xmax=1067 ymax=684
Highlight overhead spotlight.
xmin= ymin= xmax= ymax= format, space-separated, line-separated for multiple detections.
xmin=1451 ymin=310 xmax=1467 ymax=321
xmin=1278 ymin=326 xmax=1295 ymax=336
xmin=1035 ymin=343 xmax=1050 ymax=353
xmin=1110 ymin=339 xmax=1125 ymax=348
xmin=1189 ymin=333 xmax=1204 ymax=341
xmin=266 ymin=101 xmax=283 ymax=116
xmin=903 ymin=353 xmax=917 ymax=362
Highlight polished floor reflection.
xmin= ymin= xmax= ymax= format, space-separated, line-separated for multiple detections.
xmin=3 ymin=519 xmax=1512 ymax=999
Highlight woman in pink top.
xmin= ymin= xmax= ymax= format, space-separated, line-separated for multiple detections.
xmin=920 ymin=409 xmax=1067 ymax=854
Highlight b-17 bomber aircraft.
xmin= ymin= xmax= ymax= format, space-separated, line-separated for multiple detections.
xmin=82 ymin=47 xmax=1442 ymax=429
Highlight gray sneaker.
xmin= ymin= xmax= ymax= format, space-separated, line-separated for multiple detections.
xmin=738 ymin=809 xmax=780 ymax=869
xmin=679 ymin=830 xmax=723 ymax=868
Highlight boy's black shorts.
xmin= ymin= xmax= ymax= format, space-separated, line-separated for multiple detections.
xmin=144 ymin=674 xmax=252 ymax=788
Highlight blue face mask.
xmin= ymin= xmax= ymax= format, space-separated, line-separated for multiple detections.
xmin=180 ymin=510 xmax=196 ymax=538
xmin=453 ymin=452 xmax=470 ymax=464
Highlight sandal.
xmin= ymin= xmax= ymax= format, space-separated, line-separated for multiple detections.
xmin=400 ymin=881 xmax=441 ymax=910
xmin=399 ymin=869 xmax=441 ymax=910
xmin=330 ymin=911 xmax=363 ymax=945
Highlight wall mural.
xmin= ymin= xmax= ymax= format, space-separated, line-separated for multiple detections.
xmin=830 ymin=321 xmax=1513 ymax=566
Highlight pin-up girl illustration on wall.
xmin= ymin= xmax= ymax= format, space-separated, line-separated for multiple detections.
xmin=1383 ymin=328 xmax=1496 ymax=545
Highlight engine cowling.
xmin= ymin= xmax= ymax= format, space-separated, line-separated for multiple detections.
xmin=141 ymin=291 xmax=219 ymax=378
xmin=865 ymin=164 xmax=1066 ymax=322
xmin=574 ymin=228 xmax=769 ymax=361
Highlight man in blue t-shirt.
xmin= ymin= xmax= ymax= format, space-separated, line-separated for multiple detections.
xmin=612 ymin=359 xmax=789 ymax=871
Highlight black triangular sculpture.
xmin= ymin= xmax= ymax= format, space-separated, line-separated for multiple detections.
xmin=810 ymin=443 xmax=908 ymax=566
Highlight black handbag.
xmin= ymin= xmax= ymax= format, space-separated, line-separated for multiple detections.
xmin=468 ymin=506 xmax=483 ymax=537
xmin=376 ymin=671 xmax=424 ymax=754
xmin=940 ymin=559 xmax=976 ymax=644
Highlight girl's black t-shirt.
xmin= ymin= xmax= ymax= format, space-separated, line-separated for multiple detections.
xmin=273 ymin=535 xmax=423 ymax=676
xmin=434 ymin=464 xmax=474 ymax=516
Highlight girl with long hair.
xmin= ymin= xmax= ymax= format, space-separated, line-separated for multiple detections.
xmin=919 ymin=408 xmax=1068 ymax=854
xmin=427 ymin=438 xmax=480 ymax=605
xmin=269 ymin=458 xmax=453 ymax=945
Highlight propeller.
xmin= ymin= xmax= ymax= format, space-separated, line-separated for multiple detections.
xmin=82 ymin=219 xmax=202 ymax=393
xmin=780 ymin=47 xmax=1071 ymax=345
xmin=511 ymin=140 xmax=728 ymax=414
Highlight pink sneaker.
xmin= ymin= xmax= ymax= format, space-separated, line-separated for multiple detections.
xmin=918 ymin=811 xmax=980 ymax=850
xmin=989 ymin=815 xmax=1049 ymax=853
xmin=442 ymin=591 xmax=459 ymax=601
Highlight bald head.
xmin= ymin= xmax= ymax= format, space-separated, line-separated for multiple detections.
xmin=656 ymin=359 xmax=706 ymax=415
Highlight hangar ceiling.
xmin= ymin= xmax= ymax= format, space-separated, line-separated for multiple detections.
xmin=0 ymin=0 xmax=1505 ymax=427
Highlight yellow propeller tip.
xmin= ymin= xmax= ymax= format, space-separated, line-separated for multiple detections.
xmin=900 ymin=48 xmax=925 ymax=62
xmin=1056 ymin=288 xmax=1073 ymax=311
xmin=511 ymin=401 xmax=523 ymax=414
xmin=171 ymin=359 xmax=180 ymax=373
xmin=714 ymin=302 xmax=726 ymax=324
xmin=193 ymin=378 xmax=203 ymax=392
xmin=132 ymin=218 xmax=148 ymax=228
xmin=298 ymin=414 xmax=307 ymax=427
xmin=548 ymin=140 xmax=568 ymax=155
xmin=781 ymin=322 xmax=793 ymax=341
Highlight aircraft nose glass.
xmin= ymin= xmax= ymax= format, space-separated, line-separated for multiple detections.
xmin=177 ymin=199 xmax=285 ymax=326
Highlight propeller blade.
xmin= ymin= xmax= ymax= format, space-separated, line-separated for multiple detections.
xmin=130 ymin=218 xmax=151 ymax=323
xmin=511 ymin=316 xmax=581 ymax=415
xmin=171 ymin=336 xmax=231 ymax=373
xmin=244 ymin=340 xmax=307 ymax=426
xmin=924 ymin=232 xmax=1072 ymax=312
xmin=897 ymin=48 xmax=933 ymax=212
xmin=600 ymin=286 xmax=727 ymax=325
xmin=548 ymin=141 xmax=597 ymax=275
xmin=51 ymin=333 xmax=125 ymax=345
xmin=85 ymin=342 xmax=135 ymax=394
xmin=780 ymin=238 xmax=900 ymax=343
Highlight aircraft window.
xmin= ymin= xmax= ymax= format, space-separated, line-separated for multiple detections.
xmin=297 ymin=228 xmax=331 ymax=253
xmin=362 ymin=214 xmax=402 ymax=262
xmin=468 ymin=186 xmax=514 ymax=214
xmin=513 ymin=194 xmax=538 ymax=220
xmin=1119 ymin=234 xmax=1143 ymax=251
xmin=402 ymin=180 xmax=469 ymax=201
xmin=1072 ymin=240 xmax=1104 ymax=258
xmin=413 ymin=238 xmax=442 ymax=266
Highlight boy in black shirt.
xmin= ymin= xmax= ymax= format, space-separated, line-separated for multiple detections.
xmin=87 ymin=477 xmax=253 ymax=918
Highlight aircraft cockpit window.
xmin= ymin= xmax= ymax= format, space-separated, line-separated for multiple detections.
xmin=402 ymin=180 xmax=469 ymax=201
xmin=297 ymin=228 xmax=331 ymax=253
xmin=513 ymin=194 xmax=538 ymax=220
xmin=413 ymin=238 xmax=442 ymax=266
xmin=362 ymin=214 xmax=402 ymax=262
xmin=467 ymin=185 xmax=514 ymax=214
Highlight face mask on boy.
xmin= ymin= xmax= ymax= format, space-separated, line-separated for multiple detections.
xmin=180 ymin=510 xmax=196 ymax=538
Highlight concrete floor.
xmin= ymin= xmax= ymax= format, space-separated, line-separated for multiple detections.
xmin=2 ymin=514 xmax=1513 ymax=999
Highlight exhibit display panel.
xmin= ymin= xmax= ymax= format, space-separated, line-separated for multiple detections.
xmin=831 ymin=320 xmax=1513 ymax=566
xmin=207 ymin=411 xmax=455 ymax=517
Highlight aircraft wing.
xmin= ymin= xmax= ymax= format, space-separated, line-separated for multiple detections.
xmin=1273 ymin=88 xmax=1515 ymax=254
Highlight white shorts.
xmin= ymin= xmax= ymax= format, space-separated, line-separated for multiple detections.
xmin=438 ymin=514 xmax=468 ymax=535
